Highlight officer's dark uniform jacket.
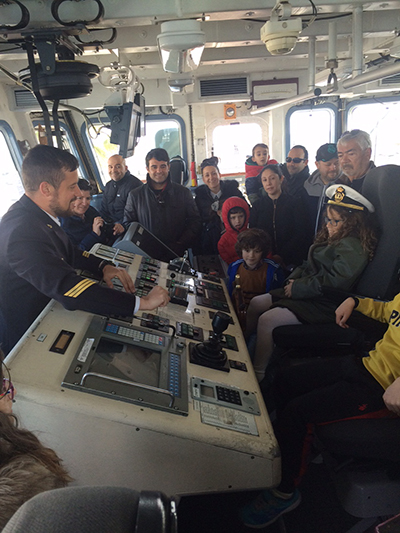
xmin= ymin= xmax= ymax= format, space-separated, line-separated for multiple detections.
xmin=123 ymin=174 xmax=201 ymax=258
xmin=0 ymin=195 xmax=138 ymax=354
xmin=100 ymin=171 xmax=142 ymax=223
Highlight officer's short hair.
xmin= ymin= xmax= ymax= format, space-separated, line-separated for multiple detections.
xmin=22 ymin=145 xmax=79 ymax=193
xmin=338 ymin=129 xmax=371 ymax=151
xmin=145 ymin=148 xmax=170 ymax=167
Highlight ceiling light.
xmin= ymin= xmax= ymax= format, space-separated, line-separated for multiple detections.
xmin=157 ymin=20 xmax=205 ymax=74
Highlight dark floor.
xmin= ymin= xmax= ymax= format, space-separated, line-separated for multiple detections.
xmin=177 ymin=461 xmax=373 ymax=533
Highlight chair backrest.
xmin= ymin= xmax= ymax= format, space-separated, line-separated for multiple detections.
xmin=357 ymin=165 xmax=400 ymax=299
xmin=3 ymin=486 xmax=177 ymax=533
xmin=169 ymin=155 xmax=189 ymax=185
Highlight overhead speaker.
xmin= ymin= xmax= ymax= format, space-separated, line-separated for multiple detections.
xmin=19 ymin=60 xmax=100 ymax=99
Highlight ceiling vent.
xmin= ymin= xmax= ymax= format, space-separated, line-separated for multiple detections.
xmin=11 ymin=88 xmax=42 ymax=111
xmin=199 ymin=77 xmax=249 ymax=100
xmin=380 ymin=73 xmax=400 ymax=86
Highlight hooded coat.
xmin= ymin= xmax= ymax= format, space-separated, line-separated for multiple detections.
xmin=217 ymin=197 xmax=250 ymax=265
xmin=245 ymin=156 xmax=279 ymax=179
xmin=194 ymin=180 xmax=244 ymax=255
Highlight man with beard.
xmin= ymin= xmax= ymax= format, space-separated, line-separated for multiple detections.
xmin=304 ymin=143 xmax=342 ymax=235
xmin=0 ymin=145 xmax=169 ymax=355
xmin=124 ymin=148 xmax=201 ymax=261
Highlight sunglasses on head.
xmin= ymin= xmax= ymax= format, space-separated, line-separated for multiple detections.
xmin=286 ymin=157 xmax=305 ymax=164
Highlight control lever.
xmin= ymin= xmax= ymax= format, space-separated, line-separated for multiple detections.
xmin=190 ymin=311 xmax=231 ymax=370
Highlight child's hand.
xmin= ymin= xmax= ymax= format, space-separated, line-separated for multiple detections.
xmin=383 ymin=377 xmax=400 ymax=416
xmin=284 ymin=279 xmax=294 ymax=298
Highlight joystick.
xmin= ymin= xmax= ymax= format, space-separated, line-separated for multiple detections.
xmin=189 ymin=312 xmax=231 ymax=371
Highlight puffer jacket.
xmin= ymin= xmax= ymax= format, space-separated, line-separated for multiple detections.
xmin=217 ymin=196 xmax=250 ymax=265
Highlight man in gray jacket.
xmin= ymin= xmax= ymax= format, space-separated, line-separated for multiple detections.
xmin=304 ymin=143 xmax=342 ymax=235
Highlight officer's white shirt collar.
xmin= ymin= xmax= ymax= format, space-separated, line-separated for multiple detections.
xmin=41 ymin=209 xmax=61 ymax=226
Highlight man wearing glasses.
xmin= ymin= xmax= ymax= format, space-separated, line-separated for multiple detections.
xmin=337 ymin=129 xmax=375 ymax=193
xmin=281 ymin=145 xmax=310 ymax=199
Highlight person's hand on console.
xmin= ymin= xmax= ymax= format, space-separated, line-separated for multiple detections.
xmin=102 ymin=265 xmax=136 ymax=294
xmin=383 ymin=377 xmax=400 ymax=416
xmin=335 ymin=297 xmax=356 ymax=328
xmin=113 ymin=223 xmax=125 ymax=236
xmin=92 ymin=216 xmax=104 ymax=236
xmin=140 ymin=286 xmax=170 ymax=310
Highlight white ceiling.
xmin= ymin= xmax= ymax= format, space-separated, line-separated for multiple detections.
xmin=0 ymin=0 xmax=400 ymax=92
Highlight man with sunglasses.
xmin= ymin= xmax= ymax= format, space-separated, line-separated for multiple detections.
xmin=281 ymin=145 xmax=310 ymax=199
xmin=280 ymin=145 xmax=313 ymax=247
xmin=337 ymin=129 xmax=375 ymax=193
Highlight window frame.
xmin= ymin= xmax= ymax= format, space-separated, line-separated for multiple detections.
xmin=285 ymin=102 xmax=339 ymax=157
xmin=81 ymin=113 xmax=188 ymax=190
xmin=0 ymin=120 xmax=24 ymax=218
xmin=345 ymin=96 xmax=400 ymax=165
xmin=0 ymin=120 xmax=23 ymax=169
xmin=31 ymin=119 xmax=89 ymax=181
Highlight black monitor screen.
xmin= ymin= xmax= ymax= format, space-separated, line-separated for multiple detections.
xmin=89 ymin=337 xmax=161 ymax=388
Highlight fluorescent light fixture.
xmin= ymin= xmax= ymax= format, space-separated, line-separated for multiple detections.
xmin=157 ymin=20 xmax=205 ymax=74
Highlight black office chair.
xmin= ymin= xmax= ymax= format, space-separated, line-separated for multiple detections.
xmin=2 ymin=487 xmax=177 ymax=533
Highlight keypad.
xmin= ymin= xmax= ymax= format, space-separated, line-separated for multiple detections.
xmin=216 ymin=386 xmax=242 ymax=405
xmin=104 ymin=323 xmax=165 ymax=346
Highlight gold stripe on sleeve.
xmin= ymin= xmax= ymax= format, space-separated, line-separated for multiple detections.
xmin=64 ymin=279 xmax=96 ymax=298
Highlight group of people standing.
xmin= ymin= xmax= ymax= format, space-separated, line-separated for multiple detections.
xmin=0 ymin=127 xmax=393 ymax=530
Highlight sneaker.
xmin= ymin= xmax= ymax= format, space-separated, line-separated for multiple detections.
xmin=239 ymin=488 xmax=301 ymax=528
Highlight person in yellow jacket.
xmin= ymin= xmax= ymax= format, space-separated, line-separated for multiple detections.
xmin=240 ymin=293 xmax=400 ymax=529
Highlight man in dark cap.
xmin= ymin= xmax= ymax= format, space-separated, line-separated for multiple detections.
xmin=304 ymin=143 xmax=343 ymax=235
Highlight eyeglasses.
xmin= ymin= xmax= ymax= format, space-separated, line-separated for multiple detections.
xmin=0 ymin=378 xmax=14 ymax=400
xmin=286 ymin=157 xmax=305 ymax=164
xmin=325 ymin=216 xmax=344 ymax=227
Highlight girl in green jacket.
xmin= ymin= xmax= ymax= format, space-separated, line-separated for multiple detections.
xmin=246 ymin=184 xmax=377 ymax=382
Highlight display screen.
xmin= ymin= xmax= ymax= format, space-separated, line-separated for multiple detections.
xmin=89 ymin=337 xmax=161 ymax=388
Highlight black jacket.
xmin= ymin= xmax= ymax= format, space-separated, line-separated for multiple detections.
xmin=123 ymin=176 xmax=201 ymax=259
xmin=249 ymin=193 xmax=309 ymax=267
xmin=194 ymin=180 xmax=244 ymax=224
xmin=194 ymin=180 xmax=245 ymax=255
xmin=100 ymin=171 xmax=142 ymax=223
xmin=0 ymin=195 xmax=138 ymax=354
xmin=280 ymin=164 xmax=310 ymax=199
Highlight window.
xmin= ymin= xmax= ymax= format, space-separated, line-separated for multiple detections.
xmin=287 ymin=106 xmax=337 ymax=171
xmin=32 ymin=122 xmax=86 ymax=180
xmin=0 ymin=128 xmax=23 ymax=219
xmin=212 ymin=123 xmax=263 ymax=175
xmin=85 ymin=117 xmax=185 ymax=185
xmin=346 ymin=99 xmax=400 ymax=166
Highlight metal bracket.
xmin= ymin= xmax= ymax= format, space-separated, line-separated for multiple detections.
xmin=35 ymin=39 xmax=57 ymax=75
